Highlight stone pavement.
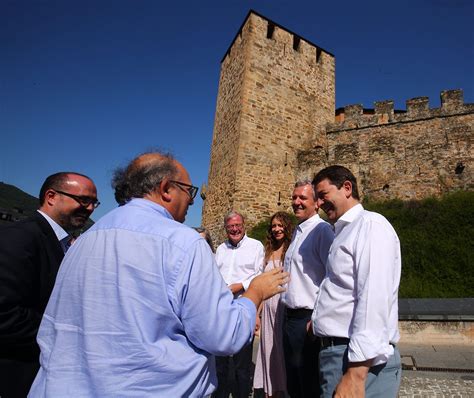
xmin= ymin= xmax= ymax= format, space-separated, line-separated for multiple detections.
xmin=398 ymin=342 xmax=474 ymax=397
xmin=250 ymin=338 xmax=474 ymax=397
xmin=399 ymin=371 xmax=473 ymax=398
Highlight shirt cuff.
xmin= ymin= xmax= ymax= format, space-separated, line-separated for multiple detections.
xmin=348 ymin=331 xmax=394 ymax=365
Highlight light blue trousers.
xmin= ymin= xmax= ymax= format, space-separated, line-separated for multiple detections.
xmin=319 ymin=343 xmax=401 ymax=398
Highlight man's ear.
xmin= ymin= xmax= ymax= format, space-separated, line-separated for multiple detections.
xmin=342 ymin=180 xmax=353 ymax=198
xmin=44 ymin=189 xmax=57 ymax=206
xmin=159 ymin=179 xmax=173 ymax=203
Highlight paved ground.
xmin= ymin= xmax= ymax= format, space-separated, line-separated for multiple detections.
xmin=398 ymin=343 xmax=474 ymax=397
xmin=399 ymin=371 xmax=473 ymax=397
xmin=400 ymin=342 xmax=474 ymax=370
xmin=250 ymin=339 xmax=474 ymax=397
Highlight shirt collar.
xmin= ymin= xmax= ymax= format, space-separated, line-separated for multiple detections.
xmin=297 ymin=213 xmax=321 ymax=232
xmin=334 ymin=203 xmax=364 ymax=235
xmin=226 ymin=234 xmax=247 ymax=249
xmin=37 ymin=210 xmax=69 ymax=241
xmin=128 ymin=198 xmax=174 ymax=220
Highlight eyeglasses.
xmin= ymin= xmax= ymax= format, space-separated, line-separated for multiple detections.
xmin=170 ymin=180 xmax=199 ymax=200
xmin=225 ymin=223 xmax=243 ymax=231
xmin=54 ymin=190 xmax=101 ymax=208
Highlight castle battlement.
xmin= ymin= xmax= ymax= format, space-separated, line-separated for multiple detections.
xmin=221 ymin=10 xmax=333 ymax=67
xmin=328 ymin=89 xmax=474 ymax=132
xmin=204 ymin=10 xmax=336 ymax=242
xmin=204 ymin=10 xmax=473 ymax=244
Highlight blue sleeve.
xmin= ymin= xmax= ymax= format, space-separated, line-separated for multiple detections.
xmin=175 ymin=239 xmax=256 ymax=356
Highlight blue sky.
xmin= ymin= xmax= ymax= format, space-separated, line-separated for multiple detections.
xmin=1 ymin=0 xmax=473 ymax=227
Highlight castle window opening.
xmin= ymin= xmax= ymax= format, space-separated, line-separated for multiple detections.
xmin=293 ymin=35 xmax=300 ymax=51
xmin=316 ymin=47 xmax=322 ymax=63
xmin=455 ymin=162 xmax=465 ymax=175
xmin=266 ymin=22 xmax=275 ymax=39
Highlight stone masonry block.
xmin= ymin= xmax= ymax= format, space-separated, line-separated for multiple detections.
xmin=441 ymin=89 xmax=464 ymax=112
xmin=375 ymin=100 xmax=394 ymax=123
xmin=406 ymin=97 xmax=429 ymax=117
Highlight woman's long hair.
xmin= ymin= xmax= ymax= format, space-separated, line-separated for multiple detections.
xmin=263 ymin=212 xmax=294 ymax=265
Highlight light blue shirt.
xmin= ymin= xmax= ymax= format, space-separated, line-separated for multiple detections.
xmin=29 ymin=199 xmax=256 ymax=397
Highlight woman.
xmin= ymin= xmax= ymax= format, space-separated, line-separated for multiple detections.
xmin=253 ymin=212 xmax=294 ymax=398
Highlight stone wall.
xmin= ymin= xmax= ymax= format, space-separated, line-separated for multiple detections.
xmin=399 ymin=321 xmax=473 ymax=345
xmin=202 ymin=11 xmax=335 ymax=244
xmin=298 ymin=89 xmax=474 ymax=201
xmin=201 ymin=17 xmax=248 ymax=243
xmin=203 ymin=11 xmax=473 ymax=245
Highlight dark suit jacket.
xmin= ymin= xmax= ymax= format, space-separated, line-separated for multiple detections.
xmin=0 ymin=211 xmax=64 ymax=361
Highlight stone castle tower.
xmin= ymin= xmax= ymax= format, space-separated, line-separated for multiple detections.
xmin=202 ymin=10 xmax=473 ymax=245
xmin=202 ymin=10 xmax=335 ymax=242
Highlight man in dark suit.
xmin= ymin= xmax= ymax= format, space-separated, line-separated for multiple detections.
xmin=0 ymin=172 xmax=98 ymax=397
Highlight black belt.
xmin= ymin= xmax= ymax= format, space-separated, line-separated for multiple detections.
xmin=285 ymin=308 xmax=313 ymax=317
xmin=319 ymin=336 xmax=350 ymax=348
xmin=319 ymin=337 xmax=396 ymax=349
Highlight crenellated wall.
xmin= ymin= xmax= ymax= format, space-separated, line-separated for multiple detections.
xmin=298 ymin=89 xmax=473 ymax=201
xmin=203 ymin=11 xmax=473 ymax=243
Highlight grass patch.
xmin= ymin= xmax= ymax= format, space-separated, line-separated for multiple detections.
xmin=365 ymin=191 xmax=473 ymax=298
xmin=249 ymin=191 xmax=474 ymax=298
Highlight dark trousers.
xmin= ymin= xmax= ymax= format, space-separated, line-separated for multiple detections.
xmin=213 ymin=340 xmax=253 ymax=398
xmin=0 ymin=358 xmax=39 ymax=398
xmin=283 ymin=308 xmax=320 ymax=398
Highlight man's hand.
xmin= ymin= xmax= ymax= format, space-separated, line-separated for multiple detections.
xmin=333 ymin=361 xmax=370 ymax=398
xmin=242 ymin=267 xmax=289 ymax=308
xmin=254 ymin=314 xmax=261 ymax=336
xmin=228 ymin=283 xmax=244 ymax=295
xmin=306 ymin=320 xmax=313 ymax=335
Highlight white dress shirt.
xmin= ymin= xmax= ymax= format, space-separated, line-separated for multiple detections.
xmin=215 ymin=235 xmax=264 ymax=291
xmin=312 ymin=204 xmax=401 ymax=366
xmin=281 ymin=214 xmax=334 ymax=309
